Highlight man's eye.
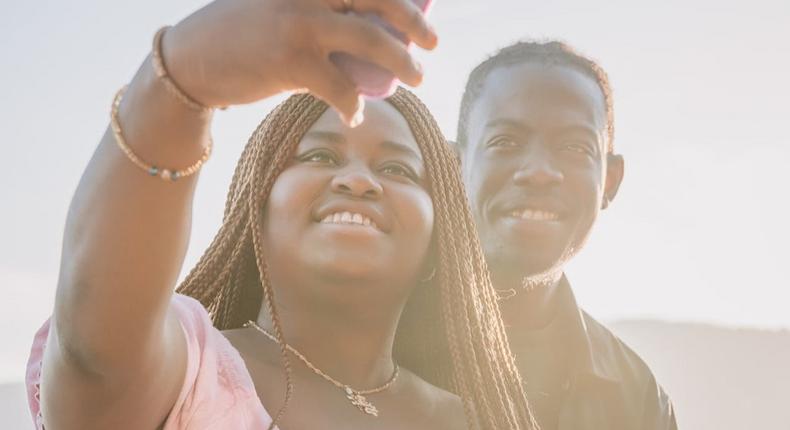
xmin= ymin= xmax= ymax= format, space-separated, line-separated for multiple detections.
xmin=562 ymin=142 xmax=594 ymax=156
xmin=487 ymin=135 xmax=520 ymax=148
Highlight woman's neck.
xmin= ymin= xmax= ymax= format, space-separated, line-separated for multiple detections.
xmin=253 ymin=277 xmax=407 ymax=389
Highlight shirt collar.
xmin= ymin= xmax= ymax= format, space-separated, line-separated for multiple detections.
xmin=555 ymin=275 xmax=622 ymax=385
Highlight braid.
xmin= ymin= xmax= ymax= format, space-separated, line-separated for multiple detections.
xmin=388 ymin=89 xmax=537 ymax=429
xmin=457 ymin=39 xmax=615 ymax=154
xmin=177 ymin=89 xmax=537 ymax=429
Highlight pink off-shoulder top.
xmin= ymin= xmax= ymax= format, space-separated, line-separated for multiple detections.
xmin=26 ymin=294 xmax=277 ymax=429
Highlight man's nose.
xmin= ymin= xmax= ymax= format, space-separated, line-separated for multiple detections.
xmin=512 ymin=146 xmax=564 ymax=187
xmin=331 ymin=166 xmax=384 ymax=199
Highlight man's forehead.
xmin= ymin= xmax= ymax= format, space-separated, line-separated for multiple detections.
xmin=467 ymin=63 xmax=607 ymax=140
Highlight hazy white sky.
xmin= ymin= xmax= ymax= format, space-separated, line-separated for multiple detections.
xmin=1 ymin=0 xmax=788 ymax=383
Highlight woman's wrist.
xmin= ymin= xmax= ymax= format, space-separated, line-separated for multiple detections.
xmin=152 ymin=27 xmax=216 ymax=114
xmin=163 ymin=11 xmax=255 ymax=110
xmin=116 ymin=53 xmax=213 ymax=172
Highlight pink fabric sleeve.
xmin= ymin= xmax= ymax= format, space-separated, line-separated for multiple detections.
xmin=26 ymin=294 xmax=274 ymax=430
xmin=25 ymin=318 xmax=49 ymax=429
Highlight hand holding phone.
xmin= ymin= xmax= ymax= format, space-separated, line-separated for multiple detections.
xmin=330 ymin=0 xmax=434 ymax=99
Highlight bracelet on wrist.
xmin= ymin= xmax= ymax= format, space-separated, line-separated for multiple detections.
xmin=152 ymin=26 xmax=215 ymax=114
xmin=110 ymin=86 xmax=212 ymax=181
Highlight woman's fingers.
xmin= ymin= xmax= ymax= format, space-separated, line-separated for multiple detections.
xmin=298 ymin=60 xmax=365 ymax=127
xmin=166 ymin=0 xmax=438 ymax=110
xmin=343 ymin=0 xmax=438 ymax=50
xmin=321 ymin=14 xmax=424 ymax=87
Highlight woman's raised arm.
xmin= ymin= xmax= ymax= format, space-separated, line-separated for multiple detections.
xmin=40 ymin=1 xmax=436 ymax=428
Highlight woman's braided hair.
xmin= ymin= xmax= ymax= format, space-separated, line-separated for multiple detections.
xmin=177 ymin=88 xmax=538 ymax=430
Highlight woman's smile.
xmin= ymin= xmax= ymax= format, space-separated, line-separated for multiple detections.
xmin=320 ymin=211 xmax=380 ymax=230
xmin=314 ymin=199 xmax=390 ymax=233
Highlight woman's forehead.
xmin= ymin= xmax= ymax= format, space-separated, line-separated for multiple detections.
xmin=306 ymin=100 xmax=419 ymax=152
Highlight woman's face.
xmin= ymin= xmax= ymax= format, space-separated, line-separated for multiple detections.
xmin=262 ymin=100 xmax=434 ymax=307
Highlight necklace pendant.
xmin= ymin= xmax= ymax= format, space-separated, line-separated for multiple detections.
xmin=496 ymin=288 xmax=518 ymax=301
xmin=345 ymin=386 xmax=379 ymax=417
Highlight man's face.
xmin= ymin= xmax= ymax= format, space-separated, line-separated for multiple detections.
xmin=461 ymin=62 xmax=623 ymax=280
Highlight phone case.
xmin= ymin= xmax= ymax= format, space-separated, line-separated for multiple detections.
xmin=330 ymin=0 xmax=433 ymax=99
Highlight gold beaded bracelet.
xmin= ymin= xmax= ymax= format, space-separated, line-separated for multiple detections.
xmin=110 ymin=86 xmax=212 ymax=181
xmin=152 ymin=26 xmax=214 ymax=114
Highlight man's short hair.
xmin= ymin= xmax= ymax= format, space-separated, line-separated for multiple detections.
xmin=457 ymin=40 xmax=615 ymax=153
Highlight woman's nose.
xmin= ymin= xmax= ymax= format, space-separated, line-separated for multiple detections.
xmin=331 ymin=167 xmax=384 ymax=199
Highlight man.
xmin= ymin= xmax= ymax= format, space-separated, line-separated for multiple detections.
xmin=456 ymin=41 xmax=677 ymax=429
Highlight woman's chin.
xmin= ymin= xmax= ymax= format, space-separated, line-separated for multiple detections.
xmin=311 ymin=256 xmax=387 ymax=282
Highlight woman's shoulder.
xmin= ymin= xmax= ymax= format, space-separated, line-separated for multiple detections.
xmin=24 ymin=294 xmax=271 ymax=429
xmin=160 ymin=294 xmax=275 ymax=428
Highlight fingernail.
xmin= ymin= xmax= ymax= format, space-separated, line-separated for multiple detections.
xmin=412 ymin=57 xmax=424 ymax=79
xmin=427 ymin=23 xmax=438 ymax=42
xmin=350 ymin=110 xmax=364 ymax=128
xmin=349 ymin=96 xmax=365 ymax=128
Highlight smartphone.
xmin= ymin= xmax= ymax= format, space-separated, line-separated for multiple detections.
xmin=330 ymin=0 xmax=433 ymax=99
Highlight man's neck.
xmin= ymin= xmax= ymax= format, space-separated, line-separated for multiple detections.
xmin=496 ymin=270 xmax=564 ymax=334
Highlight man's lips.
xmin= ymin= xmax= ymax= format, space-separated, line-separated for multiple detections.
xmin=496 ymin=198 xmax=567 ymax=222
xmin=506 ymin=208 xmax=561 ymax=222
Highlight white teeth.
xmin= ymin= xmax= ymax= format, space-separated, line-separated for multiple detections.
xmin=511 ymin=209 xmax=559 ymax=221
xmin=320 ymin=211 xmax=378 ymax=229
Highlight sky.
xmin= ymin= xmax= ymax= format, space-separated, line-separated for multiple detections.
xmin=1 ymin=0 xmax=788 ymax=384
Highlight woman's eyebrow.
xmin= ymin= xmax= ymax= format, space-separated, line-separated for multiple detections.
xmin=303 ymin=130 xmax=346 ymax=145
xmin=303 ymin=131 xmax=422 ymax=162
xmin=380 ymin=140 xmax=423 ymax=162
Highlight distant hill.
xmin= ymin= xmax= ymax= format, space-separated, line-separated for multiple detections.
xmin=1 ymin=382 xmax=30 ymax=429
xmin=3 ymin=321 xmax=789 ymax=429
xmin=609 ymin=320 xmax=790 ymax=430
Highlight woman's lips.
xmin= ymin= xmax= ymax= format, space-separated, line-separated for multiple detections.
xmin=319 ymin=210 xmax=380 ymax=231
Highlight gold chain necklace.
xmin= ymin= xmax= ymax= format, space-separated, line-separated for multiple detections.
xmin=496 ymin=275 xmax=558 ymax=301
xmin=244 ymin=320 xmax=399 ymax=417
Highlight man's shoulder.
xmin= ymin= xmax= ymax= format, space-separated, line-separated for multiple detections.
xmin=578 ymin=311 xmax=677 ymax=428
xmin=579 ymin=310 xmax=657 ymax=385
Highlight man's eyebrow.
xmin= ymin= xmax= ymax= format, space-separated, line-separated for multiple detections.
xmin=555 ymin=124 xmax=599 ymax=136
xmin=484 ymin=118 xmax=529 ymax=132
xmin=554 ymin=125 xmax=605 ymax=150
xmin=486 ymin=120 xmax=600 ymax=140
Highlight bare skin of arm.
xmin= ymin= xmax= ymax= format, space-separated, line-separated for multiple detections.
xmin=39 ymin=1 xmax=436 ymax=428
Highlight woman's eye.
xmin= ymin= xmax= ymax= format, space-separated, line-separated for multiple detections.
xmin=299 ymin=150 xmax=337 ymax=165
xmin=487 ymin=135 xmax=520 ymax=148
xmin=381 ymin=163 xmax=417 ymax=180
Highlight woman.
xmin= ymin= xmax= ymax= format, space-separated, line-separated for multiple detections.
xmin=27 ymin=0 xmax=536 ymax=429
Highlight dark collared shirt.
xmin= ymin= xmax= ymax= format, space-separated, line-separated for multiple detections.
xmin=513 ymin=276 xmax=678 ymax=430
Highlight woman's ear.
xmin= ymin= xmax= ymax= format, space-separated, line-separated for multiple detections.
xmin=418 ymin=234 xmax=440 ymax=285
